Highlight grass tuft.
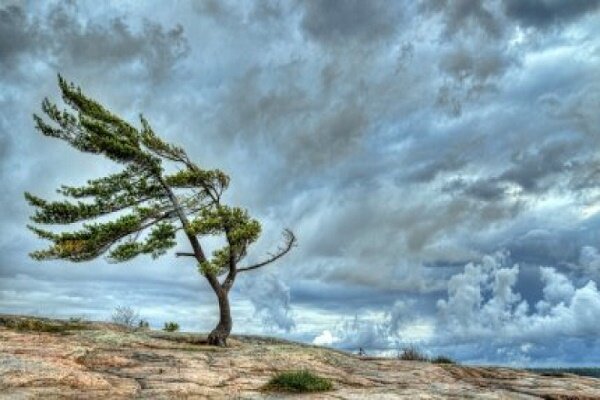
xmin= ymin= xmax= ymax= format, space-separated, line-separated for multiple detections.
xmin=264 ymin=370 xmax=333 ymax=392
xmin=431 ymin=355 xmax=456 ymax=364
xmin=398 ymin=345 xmax=429 ymax=361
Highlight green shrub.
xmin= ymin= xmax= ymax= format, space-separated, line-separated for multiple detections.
xmin=398 ymin=345 xmax=429 ymax=361
xmin=138 ymin=319 xmax=150 ymax=329
xmin=264 ymin=370 xmax=333 ymax=392
xmin=163 ymin=321 xmax=180 ymax=332
xmin=431 ymin=355 xmax=456 ymax=364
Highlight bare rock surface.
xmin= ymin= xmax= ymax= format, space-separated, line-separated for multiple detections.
xmin=1 ymin=315 xmax=599 ymax=399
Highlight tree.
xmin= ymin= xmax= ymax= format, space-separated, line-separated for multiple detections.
xmin=25 ymin=76 xmax=296 ymax=346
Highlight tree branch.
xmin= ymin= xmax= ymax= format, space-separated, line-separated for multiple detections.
xmin=237 ymin=229 xmax=296 ymax=273
xmin=176 ymin=252 xmax=195 ymax=257
xmin=221 ymin=227 xmax=238 ymax=292
xmin=101 ymin=210 xmax=178 ymax=260
xmin=155 ymin=176 xmax=224 ymax=294
xmin=156 ymin=176 xmax=207 ymax=262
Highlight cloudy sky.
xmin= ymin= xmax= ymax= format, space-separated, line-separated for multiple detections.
xmin=2 ymin=0 xmax=600 ymax=366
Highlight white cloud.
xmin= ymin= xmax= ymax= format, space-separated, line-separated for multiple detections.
xmin=433 ymin=252 xmax=600 ymax=363
xmin=240 ymin=272 xmax=295 ymax=332
xmin=312 ymin=329 xmax=340 ymax=346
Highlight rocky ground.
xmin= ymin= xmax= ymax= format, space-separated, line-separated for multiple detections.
xmin=1 ymin=315 xmax=599 ymax=399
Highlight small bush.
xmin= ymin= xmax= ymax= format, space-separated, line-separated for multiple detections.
xmin=111 ymin=305 xmax=140 ymax=328
xmin=138 ymin=319 xmax=150 ymax=329
xmin=431 ymin=356 xmax=456 ymax=364
xmin=163 ymin=321 xmax=180 ymax=332
xmin=264 ymin=370 xmax=333 ymax=393
xmin=398 ymin=345 xmax=429 ymax=361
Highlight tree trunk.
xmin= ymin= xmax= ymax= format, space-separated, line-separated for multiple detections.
xmin=207 ymin=288 xmax=232 ymax=346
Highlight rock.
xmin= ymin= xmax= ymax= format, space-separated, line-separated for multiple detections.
xmin=1 ymin=315 xmax=599 ymax=399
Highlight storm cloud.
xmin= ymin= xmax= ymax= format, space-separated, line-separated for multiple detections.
xmin=1 ymin=0 xmax=600 ymax=365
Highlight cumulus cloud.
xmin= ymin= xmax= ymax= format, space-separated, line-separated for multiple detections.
xmin=434 ymin=252 xmax=600 ymax=363
xmin=326 ymin=314 xmax=391 ymax=351
xmin=312 ymin=329 xmax=339 ymax=346
xmin=578 ymin=246 xmax=600 ymax=278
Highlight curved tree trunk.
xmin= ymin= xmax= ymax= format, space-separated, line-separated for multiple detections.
xmin=207 ymin=288 xmax=232 ymax=346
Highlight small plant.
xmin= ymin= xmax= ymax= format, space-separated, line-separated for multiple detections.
xmin=398 ymin=345 xmax=429 ymax=361
xmin=264 ymin=370 xmax=333 ymax=393
xmin=163 ymin=321 xmax=180 ymax=332
xmin=431 ymin=355 xmax=456 ymax=364
xmin=111 ymin=305 xmax=140 ymax=328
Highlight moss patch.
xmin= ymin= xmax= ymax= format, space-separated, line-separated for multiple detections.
xmin=1 ymin=316 xmax=87 ymax=333
xmin=264 ymin=370 xmax=333 ymax=393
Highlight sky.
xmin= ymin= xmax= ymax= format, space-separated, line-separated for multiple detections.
xmin=1 ymin=0 xmax=600 ymax=367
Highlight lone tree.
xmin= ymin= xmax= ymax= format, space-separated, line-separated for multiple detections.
xmin=25 ymin=76 xmax=296 ymax=346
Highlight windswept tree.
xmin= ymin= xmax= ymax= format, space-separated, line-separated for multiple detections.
xmin=25 ymin=76 xmax=296 ymax=346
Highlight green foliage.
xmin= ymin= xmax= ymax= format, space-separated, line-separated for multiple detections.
xmin=108 ymin=222 xmax=176 ymax=262
xmin=139 ymin=116 xmax=188 ymax=162
xmin=25 ymin=76 xmax=254 ymax=269
xmin=191 ymin=205 xmax=261 ymax=276
xmin=163 ymin=321 xmax=180 ymax=332
xmin=431 ymin=356 xmax=456 ymax=364
xmin=264 ymin=370 xmax=333 ymax=393
xmin=165 ymin=168 xmax=229 ymax=195
xmin=28 ymin=214 xmax=146 ymax=261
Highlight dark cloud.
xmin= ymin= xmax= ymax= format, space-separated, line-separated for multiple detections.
xmin=503 ymin=0 xmax=600 ymax=28
xmin=421 ymin=0 xmax=502 ymax=38
xmin=300 ymin=0 xmax=400 ymax=44
xmin=499 ymin=138 xmax=581 ymax=193
xmin=444 ymin=137 xmax=586 ymax=202
xmin=0 ymin=5 xmax=40 ymax=68
xmin=443 ymin=178 xmax=507 ymax=201
xmin=440 ymin=46 xmax=513 ymax=83
xmin=250 ymin=0 xmax=284 ymax=21
xmin=0 ymin=3 xmax=189 ymax=80
xmin=403 ymin=154 xmax=467 ymax=183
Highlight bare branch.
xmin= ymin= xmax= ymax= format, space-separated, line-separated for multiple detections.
xmin=237 ymin=229 xmax=296 ymax=273
xmin=176 ymin=252 xmax=196 ymax=257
